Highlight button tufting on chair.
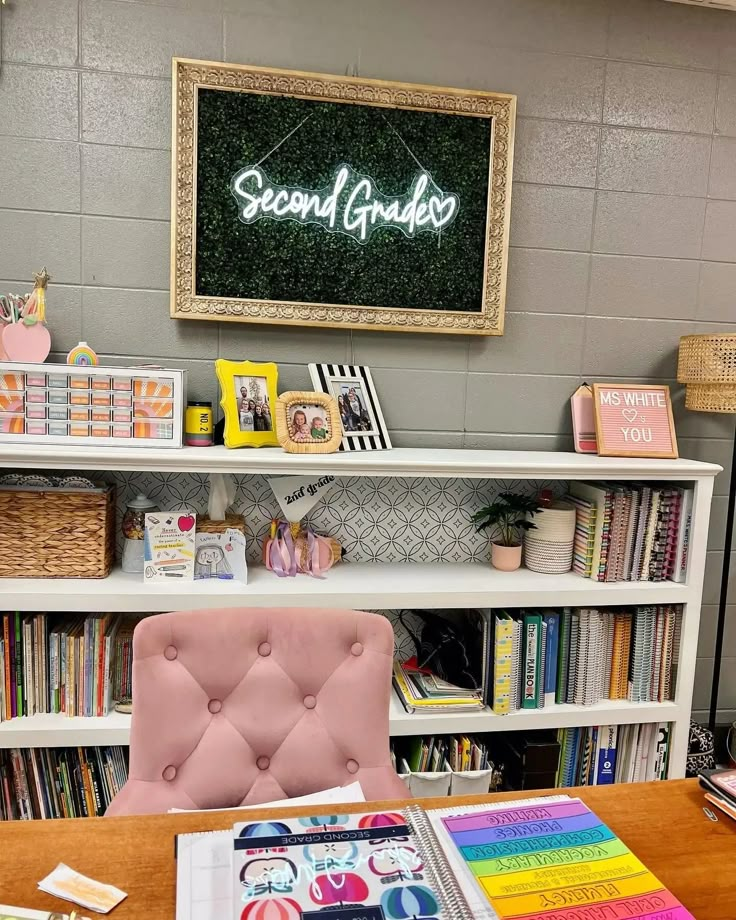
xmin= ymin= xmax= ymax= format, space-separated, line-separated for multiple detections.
xmin=105 ymin=607 xmax=410 ymax=815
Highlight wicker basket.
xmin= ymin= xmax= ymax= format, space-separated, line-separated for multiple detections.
xmin=196 ymin=513 xmax=246 ymax=535
xmin=0 ymin=486 xmax=116 ymax=578
xmin=678 ymin=333 xmax=736 ymax=413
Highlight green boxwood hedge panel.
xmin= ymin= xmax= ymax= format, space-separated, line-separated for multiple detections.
xmin=195 ymin=88 xmax=491 ymax=313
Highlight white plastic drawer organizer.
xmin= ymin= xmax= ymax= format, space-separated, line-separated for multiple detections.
xmin=0 ymin=363 xmax=186 ymax=448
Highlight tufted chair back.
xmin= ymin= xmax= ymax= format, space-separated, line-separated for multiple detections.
xmin=106 ymin=606 xmax=409 ymax=815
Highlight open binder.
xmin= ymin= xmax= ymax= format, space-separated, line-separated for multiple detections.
xmin=177 ymin=793 xmax=694 ymax=920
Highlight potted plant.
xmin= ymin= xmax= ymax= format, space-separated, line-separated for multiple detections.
xmin=471 ymin=492 xmax=541 ymax=571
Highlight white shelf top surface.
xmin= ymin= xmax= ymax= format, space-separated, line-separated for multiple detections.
xmin=0 ymin=695 xmax=679 ymax=747
xmin=0 ymin=444 xmax=721 ymax=480
xmin=2 ymin=563 xmax=693 ymax=612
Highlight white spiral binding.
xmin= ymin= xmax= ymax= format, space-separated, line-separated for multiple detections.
xmin=403 ymin=804 xmax=475 ymax=919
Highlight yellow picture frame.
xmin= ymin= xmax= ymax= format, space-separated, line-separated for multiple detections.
xmin=275 ymin=391 xmax=342 ymax=454
xmin=215 ymin=359 xmax=279 ymax=449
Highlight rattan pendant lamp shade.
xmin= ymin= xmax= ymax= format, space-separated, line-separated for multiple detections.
xmin=678 ymin=332 xmax=736 ymax=733
xmin=678 ymin=333 xmax=736 ymax=413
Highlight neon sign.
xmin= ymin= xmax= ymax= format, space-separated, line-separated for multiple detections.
xmin=230 ymin=163 xmax=459 ymax=244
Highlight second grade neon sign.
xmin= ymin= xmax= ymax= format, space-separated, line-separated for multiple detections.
xmin=230 ymin=164 xmax=459 ymax=244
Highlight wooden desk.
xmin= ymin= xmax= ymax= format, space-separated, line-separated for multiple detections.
xmin=0 ymin=779 xmax=733 ymax=919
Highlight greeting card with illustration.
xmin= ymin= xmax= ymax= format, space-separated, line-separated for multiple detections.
xmin=144 ymin=512 xmax=196 ymax=581
xmin=194 ymin=529 xmax=247 ymax=583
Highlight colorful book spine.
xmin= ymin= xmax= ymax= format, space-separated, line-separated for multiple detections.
xmin=492 ymin=613 xmax=514 ymax=715
xmin=594 ymin=724 xmax=618 ymax=785
xmin=542 ymin=612 xmax=559 ymax=707
xmin=14 ymin=612 xmax=22 ymax=718
xmin=3 ymin=615 xmax=10 ymax=721
xmin=522 ymin=613 xmax=541 ymax=709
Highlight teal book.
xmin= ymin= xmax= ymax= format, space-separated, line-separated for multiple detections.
xmin=522 ymin=612 xmax=542 ymax=709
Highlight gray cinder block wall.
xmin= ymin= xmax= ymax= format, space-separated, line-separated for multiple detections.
xmin=0 ymin=0 xmax=735 ymax=719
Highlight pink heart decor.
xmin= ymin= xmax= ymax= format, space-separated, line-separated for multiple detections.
xmin=2 ymin=322 xmax=51 ymax=363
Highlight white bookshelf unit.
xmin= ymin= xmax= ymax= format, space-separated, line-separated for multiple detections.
xmin=0 ymin=445 xmax=720 ymax=779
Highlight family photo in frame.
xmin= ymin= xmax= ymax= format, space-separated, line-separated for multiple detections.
xmin=235 ymin=375 xmax=272 ymax=433
xmin=309 ymin=364 xmax=391 ymax=452
xmin=215 ymin=359 xmax=280 ymax=449
xmin=275 ymin=391 xmax=342 ymax=454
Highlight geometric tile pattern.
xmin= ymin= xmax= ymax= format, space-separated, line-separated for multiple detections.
xmin=103 ymin=471 xmax=566 ymax=564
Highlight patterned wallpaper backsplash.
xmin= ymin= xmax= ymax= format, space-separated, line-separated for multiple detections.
xmin=100 ymin=471 xmax=568 ymax=564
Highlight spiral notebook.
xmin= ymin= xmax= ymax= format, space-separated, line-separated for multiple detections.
xmin=177 ymin=794 xmax=694 ymax=920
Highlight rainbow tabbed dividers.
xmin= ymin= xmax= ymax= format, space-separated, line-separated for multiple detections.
xmin=442 ymin=798 xmax=694 ymax=919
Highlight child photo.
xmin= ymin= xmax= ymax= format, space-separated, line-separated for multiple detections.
xmin=235 ymin=376 xmax=272 ymax=433
xmin=332 ymin=381 xmax=377 ymax=434
xmin=288 ymin=403 xmax=330 ymax=444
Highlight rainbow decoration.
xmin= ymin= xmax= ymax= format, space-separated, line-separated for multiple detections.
xmin=66 ymin=341 xmax=99 ymax=366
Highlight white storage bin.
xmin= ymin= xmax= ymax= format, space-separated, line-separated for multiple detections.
xmin=449 ymin=768 xmax=493 ymax=795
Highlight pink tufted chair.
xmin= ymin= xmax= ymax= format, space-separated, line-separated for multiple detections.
xmin=106 ymin=606 xmax=409 ymax=815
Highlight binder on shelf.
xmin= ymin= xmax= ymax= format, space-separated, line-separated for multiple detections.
xmin=542 ymin=611 xmax=559 ymax=708
xmin=593 ymin=724 xmax=618 ymax=785
xmin=673 ymin=487 xmax=694 ymax=583
xmin=510 ymin=617 xmax=522 ymax=713
xmin=490 ymin=611 xmax=514 ymax=715
xmin=556 ymin=607 xmax=572 ymax=704
xmin=522 ymin=612 xmax=541 ymax=709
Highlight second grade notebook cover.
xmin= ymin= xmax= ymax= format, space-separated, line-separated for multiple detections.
xmin=232 ymin=811 xmax=453 ymax=920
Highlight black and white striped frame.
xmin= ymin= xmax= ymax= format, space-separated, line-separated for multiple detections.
xmin=309 ymin=364 xmax=392 ymax=452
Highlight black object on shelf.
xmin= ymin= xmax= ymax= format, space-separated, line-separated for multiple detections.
xmin=710 ymin=428 xmax=736 ymax=732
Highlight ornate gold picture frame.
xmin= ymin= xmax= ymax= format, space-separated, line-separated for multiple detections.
xmin=171 ymin=58 xmax=515 ymax=336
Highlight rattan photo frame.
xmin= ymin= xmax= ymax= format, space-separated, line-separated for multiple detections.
xmin=275 ymin=391 xmax=342 ymax=454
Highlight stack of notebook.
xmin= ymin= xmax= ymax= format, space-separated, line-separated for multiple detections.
xmin=394 ymin=734 xmax=490 ymax=774
xmin=558 ymin=722 xmax=672 ymax=786
xmin=176 ymin=795 xmax=695 ymax=919
xmin=392 ymin=660 xmax=484 ymax=713
xmin=569 ymin=482 xmax=692 ymax=582
xmin=485 ymin=606 xmax=681 ymax=713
